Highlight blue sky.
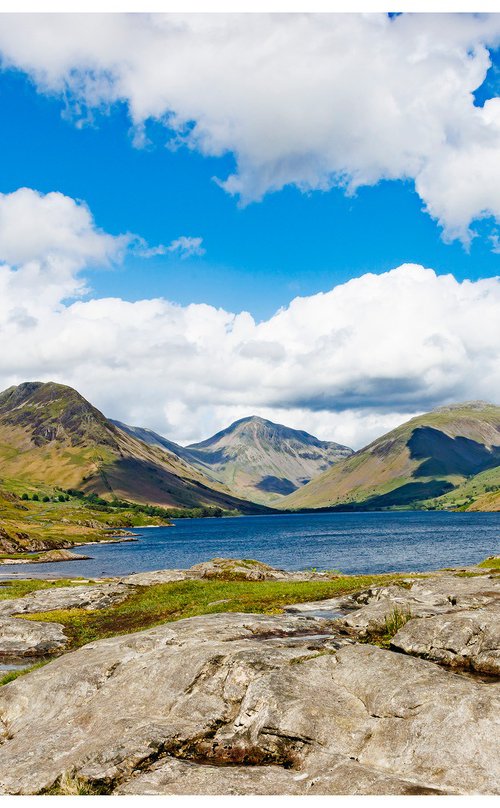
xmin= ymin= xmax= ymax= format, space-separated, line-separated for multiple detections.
xmin=0 ymin=61 xmax=499 ymax=322
xmin=0 ymin=13 xmax=499 ymax=447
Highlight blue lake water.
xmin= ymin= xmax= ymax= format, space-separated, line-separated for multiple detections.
xmin=2 ymin=511 xmax=499 ymax=579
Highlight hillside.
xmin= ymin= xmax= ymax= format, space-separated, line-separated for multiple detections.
xmin=280 ymin=402 xmax=500 ymax=510
xmin=0 ymin=382 xmax=267 ymax=513
xmin=116 ymin=416 xmax=353 ymax=505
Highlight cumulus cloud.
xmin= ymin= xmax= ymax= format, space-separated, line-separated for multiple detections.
xmin=0 ymin=188 xmax=129 ymax=314
xmin=0 ymin=188 xmax=499 ymax=448
xmin=1 ymin=14 xmax=500 ymax=241
xmin=136 ymin=235 xmax=205 ymax=259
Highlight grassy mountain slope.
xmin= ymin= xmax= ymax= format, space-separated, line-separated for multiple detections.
xmin=0 ymin=382 xmax=267 ymax=513
xmin=0 ymin=482 xmax=173 ymax=557
xmin=425 ymin=465 xmax=500 ymax=512
xmin=280 ymin=402 xmax=500 ymax=510
xmin=117 ymin=416 xmax=353 ymax=505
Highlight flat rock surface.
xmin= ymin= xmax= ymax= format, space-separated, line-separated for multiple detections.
xmin=0 ymin=583 xmax=131 ymax=617
xmin=122 ymin=558 xmax=335 ymax=586
xmin=338 ymin=575 xmax=500 ymax=636
xmin=391 ymin=605 xmax=500 ymax=674
xmin=115 ymin=754 xmax=448 ymax=796
xmin=0 ymin=582 xmax=132 ymax=616
xmin=0 ymin=616 xmax=67 ymax=657
xmin=0 ymin=610 xmax=498 ymax=795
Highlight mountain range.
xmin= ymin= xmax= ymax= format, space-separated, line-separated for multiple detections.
xmin=281 ymin=401 xmax=500 ymax=511
xmin=0 ymin=382 xmax=499 ymax=523
xmin=0 ymin=382 xmax=265 ymax=514
xmin=115 ymin=416 xmax=352 ymax=505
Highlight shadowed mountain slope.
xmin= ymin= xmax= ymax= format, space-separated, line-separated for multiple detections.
xmin=280 ymin=402 xmax=500 ymax=510
xmin=116 ymin=416 xmax=353 ymax=505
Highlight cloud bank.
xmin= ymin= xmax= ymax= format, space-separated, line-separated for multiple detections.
xmin=0 ymin=187 xmax=499 ymax=449
xmin=1 ymin=14 xmax=500 ymax=242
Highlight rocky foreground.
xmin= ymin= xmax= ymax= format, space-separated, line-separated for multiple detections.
xmin=0 ymin=557 xmax=499 ymax=795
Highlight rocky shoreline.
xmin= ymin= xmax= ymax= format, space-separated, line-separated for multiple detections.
xmin=0 ymin=556 xmax=498 ymax=795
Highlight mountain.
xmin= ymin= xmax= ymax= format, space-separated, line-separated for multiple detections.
xmin=0 ymin=382 xmax=268 ymax=513
xmin=280 ymin=401 xmax=500 ymax=510
xmin=117 ymin=416 xmax=353 ymax=505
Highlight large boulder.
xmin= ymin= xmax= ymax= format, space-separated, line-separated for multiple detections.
xmin=0 ymin=616 xmax=67 ymax=657
xmin=391 ymin=605 xmax=500 ymax=674
xmin=0 ymin=612 xmax=498 ymax=795
xmin=337 ymin=575 xmax=500 ymax=637
xmin=0 ymin=583 xmax=131 ymax=617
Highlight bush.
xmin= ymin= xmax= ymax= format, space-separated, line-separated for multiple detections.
xmin=21 ymin=493 xmax=29 ymax=501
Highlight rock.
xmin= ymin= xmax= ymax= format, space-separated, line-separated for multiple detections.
xmin=0 ymin=616 xmax=67 ymax=657
xmin=0 ymin=583 xmax=131 ymax=617
xmin=407 ymin=575 xmax=500 ymax=609
xmin=115 ymin=755 xmax=447 ymax=795
xmin=0 ymin=549 xmax=90 ymax=565
xmin=0 ymin=612 xmax=498 ymax=795
xmin=337 ymin=575 xmax=500 ymax=637
xmin=122 ymin=558 xmax=336 ymax=586
xmin=122 ymin=570 xmax=187 ymax=586
xmin=391 ymin=605 xmax=500 ymax=674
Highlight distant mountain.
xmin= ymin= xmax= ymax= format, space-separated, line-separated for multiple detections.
xmin=0 ymin=382 xmax=268 ymax=513
xmin=117 ymin=415 xmax=353 ymax=505
xmin=280 ymin=402 xmax=500 ymax=511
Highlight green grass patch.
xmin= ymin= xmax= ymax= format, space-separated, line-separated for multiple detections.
xmin=0 ymin=577 xmax=90 ymax=601
xmin=361 ymin=606 xmax=414 ymax=649
xmin=0 ymin=660 xmax=49 ymax=687
xmin=477 ymin=556 xmax=500 ymax=570
xmin=22 ymin=574 xmax=407 ymax=650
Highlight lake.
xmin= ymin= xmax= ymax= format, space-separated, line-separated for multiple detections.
xmin=2 ymin=510 xmax=499 ymax=579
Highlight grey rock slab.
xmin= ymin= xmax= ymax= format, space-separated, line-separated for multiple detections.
xmin=0 ymin=616 xmax=67 ymax=657
xmin=391 ymin=605 xmax=500 ymax=674
xmin=115 ymin=754 xmax=448 ymax=795
xmin=0 ymin=583 xmax=131 ymax=617
xmin=121 ymin=570 xmax=188 ymax=586
xmin=406 ymin=575 xmax=500 ymax=609
xmin=219 ymin=643 xmax=500 ymax=794
xmin=122 ymin=559 xmax=338 ymax=586
xmin=338 ymin=575 xmax=500 ymax=636
xmin=0 ymin=612 xmax=498 ymax=795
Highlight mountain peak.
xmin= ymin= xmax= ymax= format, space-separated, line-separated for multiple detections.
xmin=0 ymin=380 xmax=113 ymax=449
xmin=180 ymin=415 xmax=353 ymax=504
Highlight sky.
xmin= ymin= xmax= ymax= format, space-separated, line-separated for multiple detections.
xmin=0 ymin=12 xmax=499 ymax=449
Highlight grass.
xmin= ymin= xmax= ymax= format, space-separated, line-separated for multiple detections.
xmin=42 ymin=772 xmax=112 ymax=795
xmin=20 ymin=574 xmax=407 ymax=651
xmin=0 ymin=577 xmax=90 ymax=601
xmin=477 ymin=556 xmax=500 ymax=570
xmin=361 ymin=606 xmax=414 ymax=649
xmin=0 ymin=660 xmax=49 ymax=687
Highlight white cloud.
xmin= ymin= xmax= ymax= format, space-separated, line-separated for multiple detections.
xmin=0 ymin=188 xmax=129 ymax=314
xmin=136 ymin=235 xmax=205 ymax=259
xmin=0 ymin=187 xmax=127 ymax=269
xmin=0 ymin=188 xmax=499 ymax=449
xmin=1 ymin=14 xmax=500 ymax=241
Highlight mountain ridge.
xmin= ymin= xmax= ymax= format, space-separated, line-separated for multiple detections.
xmin=0 ymin=382 xmax=269 ymax=513
xmin=117 ymin=414 xmax=353 ymax=505
xmin=280 ymin=401 xmax=500 ymax=511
